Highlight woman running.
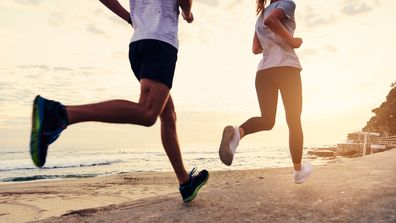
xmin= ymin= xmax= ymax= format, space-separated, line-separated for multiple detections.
xmin=219 ymin=0 xmax=312 ymax=184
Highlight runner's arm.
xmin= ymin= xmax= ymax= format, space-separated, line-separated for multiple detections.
xmin=264 ymin=9 xmax=302 ymax=48
xmin=99 ymin=0 xmax=132 ymax=25
xmin=252 ymin=31 xmax=263 ymax=54
xmin=178 ymin=0 xmax=194 ymax=23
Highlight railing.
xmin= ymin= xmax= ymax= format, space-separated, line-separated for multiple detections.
xmin=378 ymin=135 xmax=396 ymax=147
xmin=337 ymin=134 xmax=396 ymax=157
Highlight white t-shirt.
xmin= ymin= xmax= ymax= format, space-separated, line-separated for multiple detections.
xmin=256 ymin=0 xmax=302 ymax=71
xmin=129 ymin=0 xmax=179 ymax=49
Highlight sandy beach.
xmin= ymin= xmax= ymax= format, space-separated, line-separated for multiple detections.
xmin=1 ymin=149 xmax=395 ymax=223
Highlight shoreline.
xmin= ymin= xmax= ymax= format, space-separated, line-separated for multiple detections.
xmin=1 ymin=145 xmax=324 ymax=184
xmin=1 ymin=149 xmax=395 ymax=223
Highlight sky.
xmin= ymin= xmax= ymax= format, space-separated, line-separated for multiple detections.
xmin=1 ymin=0 xmax=395 ymax=151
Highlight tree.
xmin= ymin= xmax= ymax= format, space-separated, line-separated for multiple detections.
xmin=363 ymin=83 xmax=396 ymax=136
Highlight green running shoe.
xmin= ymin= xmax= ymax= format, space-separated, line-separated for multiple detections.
xmin=179 ymin=167 xmax=209 ymax=202
xmin=30 ymin=95 xmax=68 ymax=168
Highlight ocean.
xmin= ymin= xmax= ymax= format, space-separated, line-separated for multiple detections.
xmin=0 ymin=146 xmax=330 ymax=183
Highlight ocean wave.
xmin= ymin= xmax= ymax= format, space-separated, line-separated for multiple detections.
xmin=2 ymin=174 xmax=99 ymax=182
xmin=0 ymin=151 xmax=25 ymax=155
xmin=0 ymin=160 xmax=123 ymax=172
xmin=48 ymin=160 xmax=123 ymax=169
xmin=0 ymin=167 xmax=36 ymax=172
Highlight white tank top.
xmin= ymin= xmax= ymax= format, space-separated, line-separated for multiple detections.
xmin=129 ymin=0 xmax=179 ymax=49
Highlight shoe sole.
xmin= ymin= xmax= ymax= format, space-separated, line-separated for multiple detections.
xmin=30 ymin=96 xmax=45 ymax=168
xmin=219 ymin=126 xmax=235 ymax=166
xmin=183 ymin=172 xmax=209 ymax=203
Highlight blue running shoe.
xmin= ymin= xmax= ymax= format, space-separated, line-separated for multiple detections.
xmin=179 ymin=167 xmax=209 ymax=202
xmin=30 ymin=95 xmax=68 ymax=168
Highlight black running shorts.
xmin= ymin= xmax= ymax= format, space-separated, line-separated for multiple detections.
xmin=129 ymin=39 xmax=178 ymax=89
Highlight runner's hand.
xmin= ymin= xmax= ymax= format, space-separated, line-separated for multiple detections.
xmin=182 ymin=11 xmax=194 ymax=23
xmin=288 ymin=37 xmax=303 ymax=49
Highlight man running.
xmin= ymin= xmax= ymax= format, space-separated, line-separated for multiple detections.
xmin=30 ymin=0 xmax=208 ymax=202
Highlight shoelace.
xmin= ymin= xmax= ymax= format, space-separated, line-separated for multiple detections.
xmin=189 ymin=167 xmax=197 ymax=178
xmin=185 ymin=167 xmax=198 ymax=186
xmin=180 ymin=167 xmax=197 ymax=189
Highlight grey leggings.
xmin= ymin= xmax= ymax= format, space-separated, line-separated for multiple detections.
xmin=240 ymin=66 xmax=303 ymax=164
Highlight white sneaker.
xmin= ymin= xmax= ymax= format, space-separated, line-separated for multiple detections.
xmin=293 ymin=162 xmax=312 ymax=184
xmin=219 ymin=126 xmax=240 ymax=166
